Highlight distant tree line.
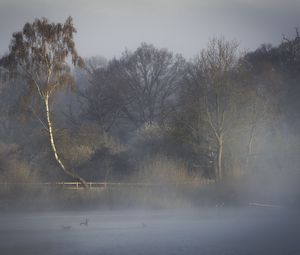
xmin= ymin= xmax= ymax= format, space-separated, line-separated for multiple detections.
xmin=0 ymin=17 xmax=299 ymax=188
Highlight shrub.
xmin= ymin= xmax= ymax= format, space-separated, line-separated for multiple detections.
xmin=0 ymin=159 xmax=42 ymax=197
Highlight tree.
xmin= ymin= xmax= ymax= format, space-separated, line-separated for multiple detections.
xmin=237 ymin=33 xmax=299 ymax=176
xmin=239 ymin=49 xmax=280 ymax=173
xmin=183 ymin=37 xmax=241 ymax=180
xmin=0 ymin=17 xmax=87 ymax=186
xmin=82 ymin=43 xmax=186 ymax=132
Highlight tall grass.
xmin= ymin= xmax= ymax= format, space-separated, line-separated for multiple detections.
xmin=138 ymin=154 xmax=203 ymax=184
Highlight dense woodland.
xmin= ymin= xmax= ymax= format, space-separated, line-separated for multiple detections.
xmin=0 ymin=17 xmax=299 ymax=195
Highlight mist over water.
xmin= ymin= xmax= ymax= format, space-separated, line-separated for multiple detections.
xmin=0 ymin=207 xmax=299 ymax=255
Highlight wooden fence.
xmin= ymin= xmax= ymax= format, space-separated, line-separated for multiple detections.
xmin=1 ymin=180 xmax=215 ymax=190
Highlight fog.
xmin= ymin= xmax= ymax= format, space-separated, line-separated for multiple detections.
xmin=0 ymin=1 xmax=300 ymax=254
xmin=0 ymin=207 xmax=299 ymax=255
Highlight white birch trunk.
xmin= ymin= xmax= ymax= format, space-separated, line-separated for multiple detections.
xmin=44 ymin=93 xmax=88 ymax=188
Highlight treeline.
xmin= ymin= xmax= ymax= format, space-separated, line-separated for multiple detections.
xmin=0 ymin=17 xmax=299 ymax=190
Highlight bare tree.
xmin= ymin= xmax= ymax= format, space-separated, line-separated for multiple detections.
xmin=185 ymin=37 xmax=241 ymax=180
xmin=83 ymin=43 xmax=186 ymax=131
xmin=0 ymin=17 xmax=87 ymax=186
xmin=240 ymin=45 xmax=283 ymax=174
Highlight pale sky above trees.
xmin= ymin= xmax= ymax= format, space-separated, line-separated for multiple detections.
xmin=0 ymin=0 xmax=299 ymax=59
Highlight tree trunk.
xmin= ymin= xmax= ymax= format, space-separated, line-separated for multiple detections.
xmin=245 ymin=123 xmax=255 ymax=171
xmin=44 ymin=93 xmax=88 ymax=188
xmin=246 ymin=102 xmax=257 ymax=173
xmin=216 ymin=134 xmax=224 ymax=181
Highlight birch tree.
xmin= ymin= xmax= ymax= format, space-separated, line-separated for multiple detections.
xmin=0 ymin=17 xmax=87 ymax=186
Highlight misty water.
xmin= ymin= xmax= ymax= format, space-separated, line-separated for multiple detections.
xmin=0 ymin=207 xmax=299 ymax=255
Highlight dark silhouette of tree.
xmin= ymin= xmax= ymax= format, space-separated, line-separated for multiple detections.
xmin=82 ymin=43 xmax=186 ymax=132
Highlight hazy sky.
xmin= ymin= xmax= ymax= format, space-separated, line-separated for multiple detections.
xmin=0 ymin=0 xmax=300 ymax=59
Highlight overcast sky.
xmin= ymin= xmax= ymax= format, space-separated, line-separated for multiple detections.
xmin=0 ymin=0 xmax=300 ymax=59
